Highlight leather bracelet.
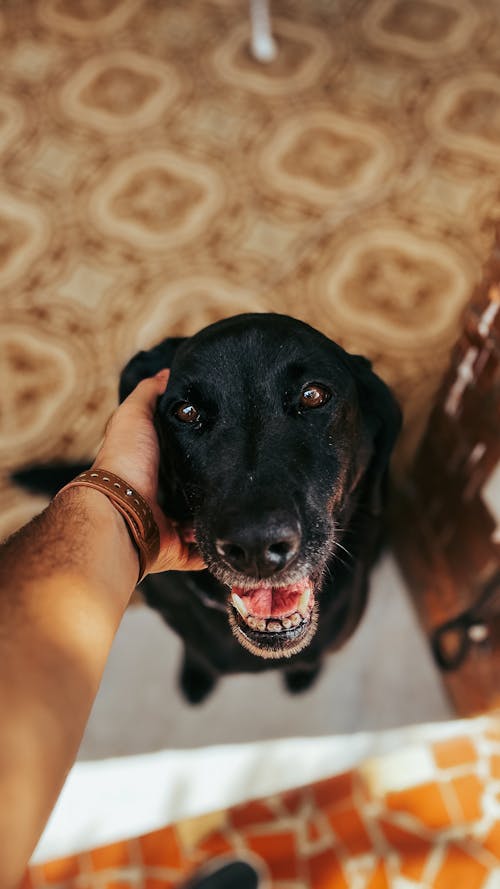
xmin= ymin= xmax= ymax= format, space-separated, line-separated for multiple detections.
xmin=57 ymin=469 xmax=160 ymax=584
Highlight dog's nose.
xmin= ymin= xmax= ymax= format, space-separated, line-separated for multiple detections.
xmin=216 ymin=520 xmax=301 ymax=578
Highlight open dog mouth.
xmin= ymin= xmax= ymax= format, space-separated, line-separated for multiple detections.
xmin=179 ymin=524 xmax=319 ymax=658
xmin=227 ymin=578 xmax=318 ymax=659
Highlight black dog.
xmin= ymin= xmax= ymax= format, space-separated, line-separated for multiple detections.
xmin=14 ymin=313 xmax=401 ymax=703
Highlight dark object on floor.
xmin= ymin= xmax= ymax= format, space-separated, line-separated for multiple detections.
xmin=181 ymin=860 xmax=260 ymax=889
xmin=14 ymin=313 xmax=401 ymax=703
xmin=431 ymin=572 xmax=500 ymax=672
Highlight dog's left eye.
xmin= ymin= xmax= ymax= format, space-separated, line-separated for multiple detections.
xmin=299 ymin=384 xmax=331 ymax=409
xmin=174 ymin=402 xmax=201 ymax=424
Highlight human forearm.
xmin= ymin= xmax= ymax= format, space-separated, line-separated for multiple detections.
xmin=0 ymin=370 xmax=205 ymax=888
xmin=0 ymin=487 xmax=138 ymax=889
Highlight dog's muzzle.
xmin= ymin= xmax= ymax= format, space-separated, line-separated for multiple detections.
xmin=180 ymin=523 xmax=319 ymax=658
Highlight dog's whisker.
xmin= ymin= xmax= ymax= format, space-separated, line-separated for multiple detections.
xmin=334 ymin=540 xmax=354 ymax=560
xmin=330 ymin=552 xmax=352 ymax=572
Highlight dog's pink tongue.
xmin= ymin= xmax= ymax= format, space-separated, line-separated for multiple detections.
xmin=236 ymin=586 xmax=272 ymax=617
xmin=232 ymin=584 xmax=304 ymax=618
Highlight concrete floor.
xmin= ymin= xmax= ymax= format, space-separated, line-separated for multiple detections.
xmin=79 ymin=553 xmax=453 ymax=760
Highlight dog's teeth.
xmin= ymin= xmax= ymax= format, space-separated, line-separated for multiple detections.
xmin=290 ymin=613 xmax=302 ymax=627
xmin=282 ymin=617 xmax=292 ymax=629
xmin=231 ymin=592 xmax=248 ymax=618
xmin=247 ymin=616 xmax=258 ymax=629
xmin=298 ymin=586 xmax=312 ymax=615
xmin=267 ymin=620 xmax=282 ymax=632
xmin=257 ymin=619 xmax=267 ymax=631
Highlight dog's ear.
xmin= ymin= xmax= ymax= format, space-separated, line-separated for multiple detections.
xmin=119 ymin=338 xmax=186 ymax=402
xmin=348 ymin=355 xmax=402 ymax=515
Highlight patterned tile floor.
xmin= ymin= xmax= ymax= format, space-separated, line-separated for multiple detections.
xmin=24 ymin=717 xmax=500 ymax=888
xmin=2 ymin=0 xmax=500 ymax=536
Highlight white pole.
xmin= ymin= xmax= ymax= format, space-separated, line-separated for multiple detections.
xmin=249 ymin=0 xmax=277 ymax=63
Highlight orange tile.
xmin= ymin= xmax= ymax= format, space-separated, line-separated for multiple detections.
xmin=356 ymin=773 xmax=373 ymax=805
xmin=196 ymin=831 xmax=235 ymax=858
xmin=144 ymin=880 xmax=175 ymax=889
xmin=491 ymin=754 xmax=500 ymax=780
xmin=67 ymin=877 xmax=96 ymax=889
xmin=327 ymin=806 xmax=372 ymax=855
xmin=433 ymin=737 xmax=478 ymax=770
xmin=307 ymin=817 xmax=324 ymax=842
xmin=106 ymin=883 xmax=133 ymax=889
xmin=484 ymin=821 xmax=500 ymax=859
xmin=281 ymin=785 xmax=308 ymax=816
xmin=307 ymin=847 xmax=348 ymax=889
xmin=41 ymin=855 xmax=81 ymax=883
xmin=312 ymin=772 xmax=354 ymax=811
xmin=450 ymin=774 xmax=484 ymax=823
xmin=434 ymin=845 xmax=488 ymax=889
xmin=386 ymin=782 xmax=452 ymax=830
xmin=366 ymin=860 xmax=389 ymax=889
xmin=90 ymin=840 xmax=131 ymax=870
xmin=379 ymin=818 xmax=432 ymax=881
xmin=230 ymin=799 xmax=276 ymax=829
xmin=485 ymin=726 xmax=500 ymax=743
xmin=246 ymin=829 xmax=299 ymax=881
xmin=139 ymin=825 xmax=184 ymax=869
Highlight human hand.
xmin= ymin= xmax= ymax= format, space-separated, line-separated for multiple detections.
xmin=92 ymin=370 xmax=205 ymax=574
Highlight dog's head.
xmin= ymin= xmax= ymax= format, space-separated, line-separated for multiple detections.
xmin=121 ymin=313 xmax=401 ymax=659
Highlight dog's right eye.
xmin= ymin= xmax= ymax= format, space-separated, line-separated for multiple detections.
xmin=174 ymin=402 xmax=201 ymax=424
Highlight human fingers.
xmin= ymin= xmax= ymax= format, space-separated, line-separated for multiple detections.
xmin=109 ymin=369 xmax=170 ymax=428
xmin=150 ymin=514 xmax=206 ymax=573
xmin=93 ymin=370 xmax=169 ymax=503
